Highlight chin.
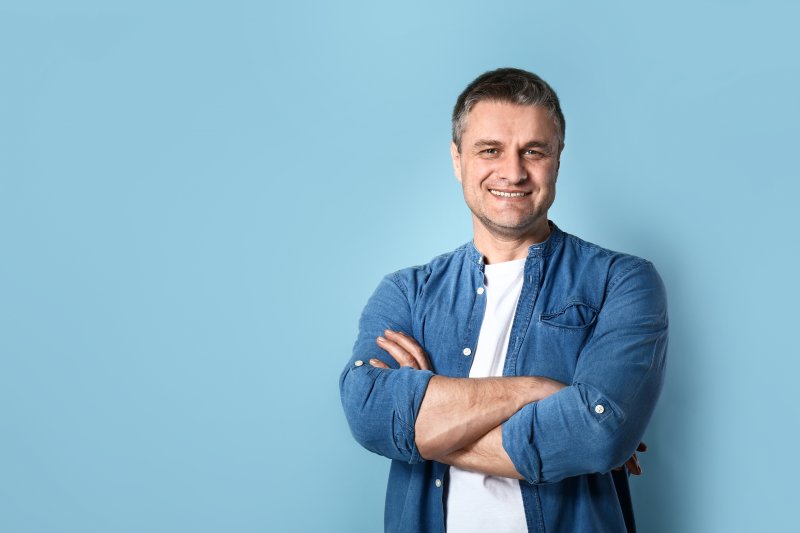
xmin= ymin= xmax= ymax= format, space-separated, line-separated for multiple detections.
xmin=481 ymin=219 xmax=535 ymax=236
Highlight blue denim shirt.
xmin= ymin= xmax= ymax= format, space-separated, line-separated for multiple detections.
xmin=340 ymin=222 xmax=668 ymax=532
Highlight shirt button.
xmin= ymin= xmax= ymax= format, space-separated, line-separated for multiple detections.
xmin=477 ymin=287 xmax=485 ymax=295
xmin=462 ymin=347 xmax=472 ymax=356
xmin=354 ymin=360 xmax=364 ymax=367
xmin=435 ymin=479 xmax=442 ymax=488
xmin=594 ymin=404 xmax=605 ymax=414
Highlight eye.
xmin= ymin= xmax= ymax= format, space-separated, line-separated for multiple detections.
xmin=482 ymin=148 xmax=498 ymax=155
xmin=524 ymin=149 xmax=543 ymax=157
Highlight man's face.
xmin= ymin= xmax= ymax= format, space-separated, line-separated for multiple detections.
xmin=451 ymin=100 xmax=561 ymax=240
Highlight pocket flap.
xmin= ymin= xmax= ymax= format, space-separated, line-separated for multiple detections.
xmin=540 ymin=302 xmax=598 ymax=329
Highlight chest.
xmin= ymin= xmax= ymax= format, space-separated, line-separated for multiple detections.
xmin=411 ymin=263 xmax=603 ymax=383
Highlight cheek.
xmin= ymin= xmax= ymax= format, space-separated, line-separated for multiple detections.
xmin=530 ymin=165 xmax=558 ymax=186
xmin=463 ymin=162 xmax=493 ymax=187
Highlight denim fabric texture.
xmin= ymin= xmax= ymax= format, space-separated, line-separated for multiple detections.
xmin=339 ymin=221 xmax=669 ymax=533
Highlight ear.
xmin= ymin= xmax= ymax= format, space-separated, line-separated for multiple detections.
xmin=554 ymin=146 xmax=563 ymax=182
xmin=450 ymin=142 xmax=462 ymax=183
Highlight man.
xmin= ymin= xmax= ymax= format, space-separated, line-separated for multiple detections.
xmin=339 ymin=68 xmax=668 ymax=532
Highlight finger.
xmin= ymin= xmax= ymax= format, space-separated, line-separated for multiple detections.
xmin=376 ymin=336 xmax=420 ymax=369
xmin=369 ymin=358 xmax=390 ymax=369
xmin=384 ymin=330 xmax=431 ymax=371
xmin=637 ymin=441 xmax=648 ymax=452
xmin=626 ymin=454 xmax=642 ymax=476
xmin=384 ymin=330 xmax=429 ymax=370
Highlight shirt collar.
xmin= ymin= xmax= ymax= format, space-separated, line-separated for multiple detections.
xmin=466 ymin=220 xmax=564 ymax=266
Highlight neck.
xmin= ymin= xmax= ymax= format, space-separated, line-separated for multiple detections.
xmin=472 ymin=218 xmax=551 ymax=264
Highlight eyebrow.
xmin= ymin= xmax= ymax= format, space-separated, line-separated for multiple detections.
xmin=471 ymin=138 xmax=553 ymax=151
xmin=472 ymin=139 xmax=502 ymax=149
xmin=522 ymin=141 xmax=552 ymax=150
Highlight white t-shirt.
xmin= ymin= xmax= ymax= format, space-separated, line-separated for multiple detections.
xmin=446 ymin=258 xmax=528 ymax=533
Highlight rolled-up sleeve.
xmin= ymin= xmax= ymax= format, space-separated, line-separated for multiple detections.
xmin=339 ymin=273 xmax=434 ymax=463
xmin=502 ymin=260 xmax=669 ymax=484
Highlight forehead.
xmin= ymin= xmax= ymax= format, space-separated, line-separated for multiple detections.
xmin=463 ymin=100 xmax=559 ymax=144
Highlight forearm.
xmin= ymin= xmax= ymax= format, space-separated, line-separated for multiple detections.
xmin=436 ymin=425 xmax=522 ymax=479
xmin=414 ymin=375 xmax=562 ymax=459
xmin=437 ymin=424 xmax=646 ymax=480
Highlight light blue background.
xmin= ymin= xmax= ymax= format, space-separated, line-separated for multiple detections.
xmin=2 ymin=1 xmax=798 ymax=532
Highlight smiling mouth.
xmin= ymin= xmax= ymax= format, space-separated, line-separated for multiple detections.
xmin=489 ymin=189 xmax=530 ymax=198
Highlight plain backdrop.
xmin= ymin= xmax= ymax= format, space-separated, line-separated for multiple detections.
xmin=2 ymin=1 xmax=799 ymax=532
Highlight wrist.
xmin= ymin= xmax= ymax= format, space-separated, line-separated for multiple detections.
xmin=512 ymin=376 xmax=543 ymax=409
xmin=523 ymin=376 xmax=565 ymax=404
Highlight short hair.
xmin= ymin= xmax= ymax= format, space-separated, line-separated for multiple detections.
xmin=451 ymin=67 xmax=565 ymax=152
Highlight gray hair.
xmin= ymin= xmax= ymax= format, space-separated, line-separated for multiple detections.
xmin=452 ymin=67 xmax=565 ymax=152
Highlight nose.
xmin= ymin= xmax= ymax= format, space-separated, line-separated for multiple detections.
xmin=498 ymin=153 xmax=527 ymax=183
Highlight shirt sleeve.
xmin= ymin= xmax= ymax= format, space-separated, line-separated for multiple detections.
xmin=339 ymin=272 xmax=434 ymax=464
xmin=502 ymin=259 xmax=669 ymax=484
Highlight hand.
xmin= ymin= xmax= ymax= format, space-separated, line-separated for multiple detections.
xmin=613 ymin=441 xmax=647 ymax=475
xmin=369 ymin=329 xmax=432 ymax=371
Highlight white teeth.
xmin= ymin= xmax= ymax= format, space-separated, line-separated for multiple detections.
xmin=490 ymin=190 xmax=527 ymax=198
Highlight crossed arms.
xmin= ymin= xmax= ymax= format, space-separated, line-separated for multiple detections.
xmin=371 ymin=330 xmax=643 ymax=478
xmin=339 ymin=260 xmax=667 ymax=484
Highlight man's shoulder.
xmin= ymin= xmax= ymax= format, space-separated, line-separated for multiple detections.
xmin=560 ymin=230 xmax=647 ymax=262
xmin=558 ymin=228 xmax=662 ymax=290
xmin=382 ymin=242 xmax=472 ymax=290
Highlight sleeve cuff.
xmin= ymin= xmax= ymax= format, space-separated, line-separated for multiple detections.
xmin=392 ymin=366 xmax=435 ymax=463
xmin=502 ymin=402 xmax=541 ymax=484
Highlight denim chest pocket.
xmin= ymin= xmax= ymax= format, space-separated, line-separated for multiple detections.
xmin=539 ymin=301 xmax=598 ymax=330
xmin=518 ymin=301 xmax=598 ymax=379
